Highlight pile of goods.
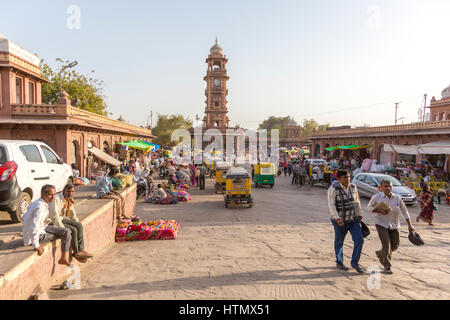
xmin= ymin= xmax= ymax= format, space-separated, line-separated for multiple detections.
xmin=145 ymin=182 xmax=191 ymax=204
xmin=111 ymin=173 xmax=133 ymax=190
xmin=115 ymin=216 xmax=181 ymax=242
xmin=73 ymin=177 xmax=90 ymax=186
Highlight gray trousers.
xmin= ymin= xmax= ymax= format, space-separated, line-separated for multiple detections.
xmin=39 ymin=225 xmax=72 ymax=252
xmin=375 ymin=224 xmax=400 ymax=269
xmin=62 ymin=218 xmax=85 ymax=253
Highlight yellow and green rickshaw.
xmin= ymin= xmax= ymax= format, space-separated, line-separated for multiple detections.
xmin=253 ymin=162 xmax=275 ymax=188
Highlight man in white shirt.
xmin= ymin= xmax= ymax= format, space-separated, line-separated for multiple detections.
xmin=368 ymin=179 xmax=416 ymax=274
xmin=22 ymin=184 xmax=72 ymax=267
xmin=328 ymin=170 xmax=366 ymax=274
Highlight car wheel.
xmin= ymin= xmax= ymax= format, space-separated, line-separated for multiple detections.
xmin=10 ymin=192 xmax=31 ymax=223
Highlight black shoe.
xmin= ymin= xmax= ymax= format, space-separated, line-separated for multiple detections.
xmin=352 ymin=265 xmax=366 ymax=274
xmin=384 ymin=268 xmax=393 ymax=275
xmin=336 ymin=263 xmax=349 ymax=271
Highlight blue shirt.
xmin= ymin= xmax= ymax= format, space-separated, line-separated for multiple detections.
xmin=96 ymin=175 xmax=113 ymax=198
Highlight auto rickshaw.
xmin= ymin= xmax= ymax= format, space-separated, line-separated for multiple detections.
xmin=215 ymin=163 xmax=231 ymax=194
xmin=304 ymin=160 xmax=335 ymax=190
xmin=253 ymin=162 xmax=275 ymax=188
xmin=224 ymin=167 xmax=253 ymax=208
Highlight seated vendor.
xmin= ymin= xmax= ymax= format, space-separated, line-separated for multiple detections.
xmin=151 ymin=184 xmax=167 ymax=201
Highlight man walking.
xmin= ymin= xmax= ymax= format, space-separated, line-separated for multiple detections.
xmin=199 ymin=163 xmax=207 ymax=190
xmin=368 ymin=179 xmax=416 ymax=274
xmin=292 ymin=162 xmax=299 ymax=185
xmin=22 ymin=185 xmax=72 ymax=267
xmin=328 ymin=170 xmax=366 ymax=273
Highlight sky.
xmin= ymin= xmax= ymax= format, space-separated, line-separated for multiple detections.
xmin=1 ymin=0 xmax=450 ymax=130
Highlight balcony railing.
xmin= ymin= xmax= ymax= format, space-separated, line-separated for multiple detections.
xmin=11 ymin=104 xmax=57 ymax=115
xmin=11 ymin=103 xmax=153 ymax=136
xmin=310 ymin=120 xmax=450 ymax=138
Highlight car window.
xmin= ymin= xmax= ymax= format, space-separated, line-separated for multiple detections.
xmin=355 ymin=175 xmax=366 ymax=182
xmin=0 ymin=146 xmax=7 ymax=165
xmin=365 ymin=177 xmax=378 ymax=187
xmin=19 ymin=145 xmax=43 ymax=163
xmin=374 ymin=176 xmax=402 ymax=187
xmin=40 ymin=146 xmax=60 ymax=164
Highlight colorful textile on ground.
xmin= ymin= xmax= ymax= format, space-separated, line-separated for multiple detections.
xmin=115 ymin=217 xmax=181 ymax=242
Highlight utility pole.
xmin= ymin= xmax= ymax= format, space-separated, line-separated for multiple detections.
xmin=150 ymin=110 xmax=153 ymax=128
xmin=195 ymin=114 xmax=200 ymax=127
xmin=395 ymin=102 xmax=399 ymax=125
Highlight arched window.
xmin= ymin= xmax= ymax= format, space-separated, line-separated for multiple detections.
xmin=441 ymin=112 xmax=446 ymax=120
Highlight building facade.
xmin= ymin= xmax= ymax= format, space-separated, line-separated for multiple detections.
xmin=0 ymin=35 xmax=154 ymax=178
xmin=429 ymin=85 xmax=450 ymax=121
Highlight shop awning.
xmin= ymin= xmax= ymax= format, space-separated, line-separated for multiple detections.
xmin=117 ymin=141 xmax=151 ymax=151
xmin=325 ymin=144 xmax=371 ymax=151
xmin=383 ymin=144 xmax=419 ymax=155
xmin=137 ymin=140 xmax=160 ymax=151
xmin=88 ymin=147 xmax=121 ymax=167
xmin=417 ymin=141 xmax=450 ymax=155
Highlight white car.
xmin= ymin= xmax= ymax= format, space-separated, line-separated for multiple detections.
xmin=0 ymin=140 xmax=73 ymax=222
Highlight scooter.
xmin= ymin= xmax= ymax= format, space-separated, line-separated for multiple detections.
xmin=136 ymin=178 xmax=148 ymax=199
xmin=159 ymin=167 xmax=168 ymax=178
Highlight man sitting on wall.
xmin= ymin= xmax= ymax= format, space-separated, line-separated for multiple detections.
xmin=22 ymin=185 xmax=72 ymax=267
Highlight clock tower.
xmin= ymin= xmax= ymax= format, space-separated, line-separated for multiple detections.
xmin=202 ymin=38 xmax=230 ymax=131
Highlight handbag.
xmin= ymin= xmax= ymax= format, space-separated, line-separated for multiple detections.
xmin=360 ymin=221 xmax=370 ymax=238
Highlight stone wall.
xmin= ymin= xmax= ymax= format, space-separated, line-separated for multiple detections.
xmin=0 ymin=184 xmax=136 ymax=300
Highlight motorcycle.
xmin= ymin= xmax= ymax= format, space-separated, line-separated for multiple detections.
xmin=159 ymin=167 xmax=168 ymax=178
xmin=136 ymin=178 xmax=148 ymax=199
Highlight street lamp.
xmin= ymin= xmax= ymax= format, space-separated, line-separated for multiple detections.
xmin=56 ymin=59 xmax=78 ymax=93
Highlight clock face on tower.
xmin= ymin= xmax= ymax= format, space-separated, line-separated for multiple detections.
xmin=214 ymin=78 xmax=220 ymax=86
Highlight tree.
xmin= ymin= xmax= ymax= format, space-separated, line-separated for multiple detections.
xmin=40 ymin=59 xmax=108 ymax=116
xmin=152 ymin=114 xmax=193 ymax=147
xmin=300 ymin=118 xmax=330 ymax=137
xmin=258 ymin=116 xmax=291 ymax=139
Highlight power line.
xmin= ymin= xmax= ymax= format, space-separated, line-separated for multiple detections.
xmin=226 ymin=95 xmax=422 ymax=124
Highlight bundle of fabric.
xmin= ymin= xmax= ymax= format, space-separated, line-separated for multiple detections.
xmin=117 ymin=173 xmax=133 ymax=187
xmin=111 ymin=177 xmax=126 ymax=190
xmin=114 ymin=217 xmax=180 ymax=242
xmin=73 ymin=177 xmax=90 ymax=186
xmin=115 ymin=220 xmax=131 ymax=242
xmin=176 ymin=190 xmax=191 ymax=202
xmin=156 ymin=196 xmax=179 ymax=204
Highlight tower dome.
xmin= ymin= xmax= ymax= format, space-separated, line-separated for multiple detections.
xmin=210 ymin=37 xmax=223 ymax=55
xmin=442 ymin=84 xmax=450 ymax=99
xmin=288 ymin=119 xmax=298 ymax=126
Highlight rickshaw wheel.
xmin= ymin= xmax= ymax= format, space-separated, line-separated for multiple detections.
xmin=225 ymin=202 xmax=229 ymax=208
xmin=270 ymin=184 xmax=274 ymax=189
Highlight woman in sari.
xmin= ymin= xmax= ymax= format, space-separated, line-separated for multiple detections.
xmin=417 ymin=184 xmax=435 ymax=226
xmin=189 ymin=163 xmax=197 ymax=187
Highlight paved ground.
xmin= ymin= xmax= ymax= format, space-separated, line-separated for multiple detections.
xmin=47 ymin=172 xmax=450 ymax=300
